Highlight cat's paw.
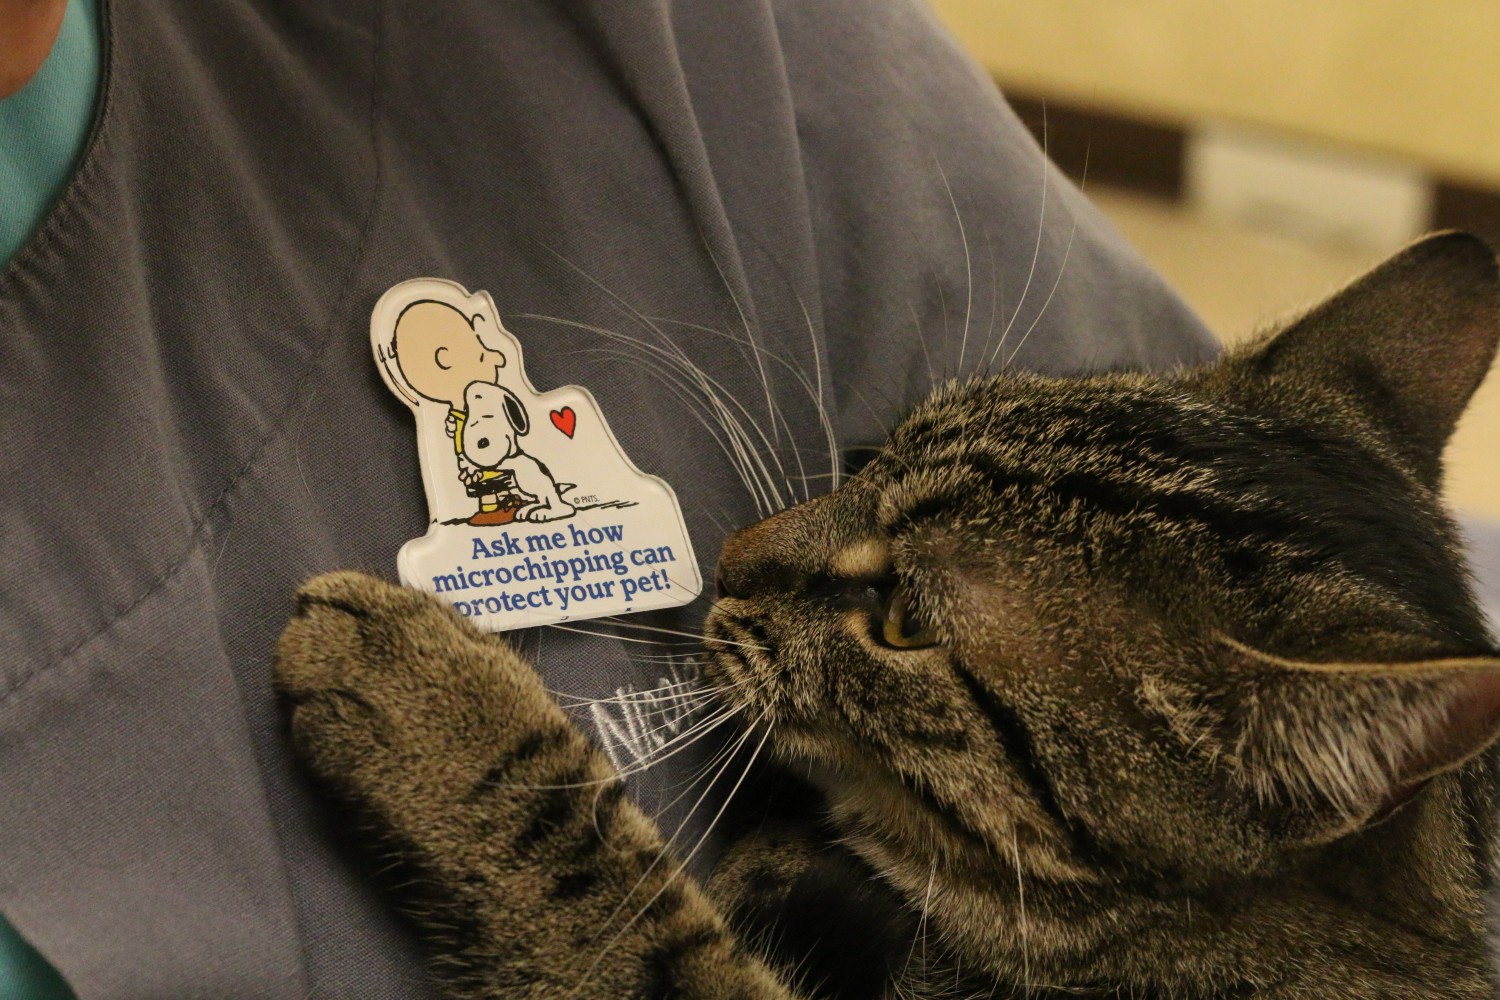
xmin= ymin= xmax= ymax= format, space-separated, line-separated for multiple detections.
xmin=274 ymin=571 xmax=560 ymax=803
xmin=275 ymin=580 xmax=796 ymax=1000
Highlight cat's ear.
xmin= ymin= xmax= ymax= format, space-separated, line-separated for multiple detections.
xmin=1217 ymin=636 xmax=1500 ymax=843
xmin=1243 ymin=231 xmax=1500 ymax=485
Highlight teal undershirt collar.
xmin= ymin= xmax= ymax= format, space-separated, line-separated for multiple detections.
xmin=1 ymin=3 xmax=99 ymax=992
xmin=0 ymin=918 xmax=73 ymax=1000
xmin=0 ymin=0 xmax=102 ymax=268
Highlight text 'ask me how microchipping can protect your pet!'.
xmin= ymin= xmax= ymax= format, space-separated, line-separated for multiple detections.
xmin=372 ymin=278 xmax=702 ymax=632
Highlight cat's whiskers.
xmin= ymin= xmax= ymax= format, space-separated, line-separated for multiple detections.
xmin=701 ymin=221 xmax=846 ymax=498
xmin=647 ymin=692 xmax=768 ymax=824
xmin=530 ymin=128 xmax=1080 ymax=997
xmin=587 ymin=330 xmax=800 ymax=513
xmin=642 ymin=703 xmax=779 ymax=880
xmin=978 ymin=228 xmax=1002 ymax=377
xmin=665 ymin=706 xmax=764 ymax=793
xmin=607 ymin=718 xmax=773 ymax=974
xmin=571 ymin=695 xmax=760 ymax=825
xmin=521 ymin=257 xmax=801 ymax=515
xmin=594 ymin=700 xmax=750 ymax=785
xmin=695 ymin=233 xmax=782 ymax=451
xmin=989 ymin=115 xmax=1084 ymax=374
xmin=571 ymin=340 xmax=786 ymax=517
xmin=498 ymin=699 xmax=750 ymax=793
xmin=522 ymin=228 xmax=846 ymax=514
xmin=593 ymin=616 xmax=742 ymax=645
xmin=622 ymin=649 xmax=713 ymax=666
xmin=577 ymin=686 xmax=764 ymax=890
xmin=644 ymin=312 xmax=840 ymax=503
xmin=591 ymin=617 xmax=771 ymax=655
xmin=1011 ymin=824 xmax=1032 ymax=998
xmin=516 ymin=667 xmax=764 ymax=791
xmin=558 ymin=674 xmax=757 ymax=740
xmin=569 ymin=710 xmax=773 ymax=996
xmin=909 ymin=301 xmax=938 ymax=389
xmin=548 ymin=679 xmax=709 ymax=707
xmin=527 ymin=308 xmax=790 ymax=516
xmin=1000 ymin=194 xmax=1081 ymax=372
xmin=902 ymin=852 xmax=942 ymax=984
xmin=786 ymin=280 xmax=841 ymax=495
xmin=545 ymin=617 xmax=764 ymax=656
xmin=544 ymin=621 xmax=699 ymax=648
xmin=933 ymin=156 xmax=976 ymax=377
xmin=981 ymin=104 xmax=1054 ymax=376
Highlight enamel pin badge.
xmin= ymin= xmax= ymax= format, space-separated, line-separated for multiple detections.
xmin=372 ymin=278 xmax=702 ymax=631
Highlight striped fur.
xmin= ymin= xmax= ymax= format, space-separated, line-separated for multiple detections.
xmin=277 ymin=232 xmax=1500 ymax=998
xmin=706 ymin=232 xmax=1500 ymax=997
xmin=276 ymin=574 xmax=799 ymax=1000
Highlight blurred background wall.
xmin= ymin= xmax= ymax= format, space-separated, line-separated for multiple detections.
xmin=931 ymin=0 xmax=1500 ymax=187
xmin=927 ymin=0 xmax=1500 ymax=519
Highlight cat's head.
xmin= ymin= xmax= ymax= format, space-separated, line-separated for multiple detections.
xmin=705 ymin=232 xmax=1500 ymax=896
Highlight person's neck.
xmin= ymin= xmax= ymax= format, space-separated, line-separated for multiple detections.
xmin=0 ymin=0 xmax=69 ymax=99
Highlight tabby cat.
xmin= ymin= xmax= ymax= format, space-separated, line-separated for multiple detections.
xmin=275 ymin=231 xmax=1500 ymax=998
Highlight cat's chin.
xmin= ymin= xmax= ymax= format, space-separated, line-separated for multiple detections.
xmin=793 ymin=756 xmax=853 ymax=798
xmin=786 ymin=744 xmax=990 ymax=857
xmin=762 ymin=730 xmax=902 ymax=802
xmin=762 ymin=738 xmax=914 ymax=825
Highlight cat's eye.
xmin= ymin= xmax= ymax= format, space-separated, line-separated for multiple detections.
xmin=879 ymin=587 xmax=940 ymax=649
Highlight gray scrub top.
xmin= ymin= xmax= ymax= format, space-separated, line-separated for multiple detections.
xmin=0 ymin=1 xmax=1214 ymax=996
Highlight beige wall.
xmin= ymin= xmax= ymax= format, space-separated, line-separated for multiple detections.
xmin=930 ymin=0 xmax=1500 ymax=187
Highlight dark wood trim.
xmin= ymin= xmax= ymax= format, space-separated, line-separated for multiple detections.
xmin=1002 ymin=88 xmax=1500 ymax=248
xmin=1004 ymin=87 xmax=1500 ymax=247
xmin=1433 ymin=181 xmax=1500 ymax=246
xmin=1004 ymin=91 xmax=1188 ymax=199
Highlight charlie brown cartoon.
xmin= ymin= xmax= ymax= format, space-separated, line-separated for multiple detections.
xmin=390 ymin=299 xmax=520 ymax=525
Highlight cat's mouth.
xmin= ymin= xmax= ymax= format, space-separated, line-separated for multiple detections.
xmin=699 ymin=609 xmax=769 ymax=698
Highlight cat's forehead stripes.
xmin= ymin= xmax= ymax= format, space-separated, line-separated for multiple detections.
xmin=879 ymin=376 xmax=1328 ymax=531
xmin=874 ymin=378 xmax=1256 ymax=539
xmin=886 ymin=375 xmax=1227 ymax=474
xmin=866 ymin=372 xmax=1483 ymax=646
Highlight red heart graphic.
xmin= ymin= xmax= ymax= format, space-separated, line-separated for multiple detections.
xmin=550 ymin=406 xmax=577 ymax=438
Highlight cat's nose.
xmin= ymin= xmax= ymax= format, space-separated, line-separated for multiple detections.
xmin=715 ymin=523 xmax=766 ymax=599
xmin=717 ymin=494 xmax=844 ymax=598
xmin=716 ymin=514 xmax=801 ymax=599
xmin=714 ymin=545 xmax=756 ymax=600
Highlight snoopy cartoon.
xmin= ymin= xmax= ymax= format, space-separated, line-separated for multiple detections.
xmin=458 ymin=381 xmax=576 ymax=523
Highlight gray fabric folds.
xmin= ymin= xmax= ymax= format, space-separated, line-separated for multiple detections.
xmin=0 ymin=1 xmax=1213 ymax=995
